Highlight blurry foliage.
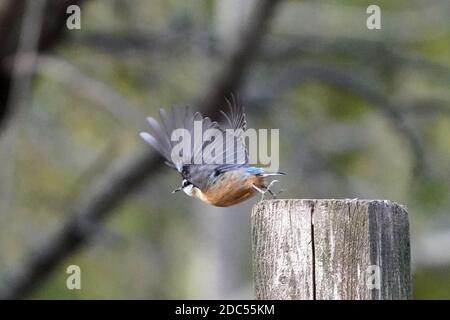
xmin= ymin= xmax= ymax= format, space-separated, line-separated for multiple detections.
xmin=413 ymin=267 xmax=450 ymax=300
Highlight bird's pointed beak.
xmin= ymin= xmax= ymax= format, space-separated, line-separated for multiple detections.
xmin=172 ymin=186 xmax=182 ymax=193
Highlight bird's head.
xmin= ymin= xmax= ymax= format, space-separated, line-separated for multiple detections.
xmin=172 ymin=179 xmax=194 ymax=196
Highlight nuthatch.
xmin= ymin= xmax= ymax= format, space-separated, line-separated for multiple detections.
xmin=140 ymin=98 xmax=284 ymax=207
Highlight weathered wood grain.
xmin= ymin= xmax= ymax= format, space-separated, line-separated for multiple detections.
xmin=252 ymin=199 xmax=412 ymax=300
xmin=252 ymin=199 xmax=314 ymax=299
xmin=367 ymin=201 xmax=412 ymax=299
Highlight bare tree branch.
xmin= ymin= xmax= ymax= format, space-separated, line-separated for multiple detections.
xmin=73 ymin=31 xmax=450 ymax=88
xmin=262 ymin=36 xmax=450 ymax=84
xmin=250 ymin=63 xmax=428 ymax=178
xmin=401 ymin=99 xmax=450 ymax=117
xmin=0 ymin=0 xmax=85 ymax=133
xmin=0 ymin=0 xmax=46 ymax=134
xmin=0 ymin=0 xmax=282 ymax=300
xmin=0 ymin=0 xmax=48 ymax=258
xmin=35 ymin=55 xmax=148 ymax=129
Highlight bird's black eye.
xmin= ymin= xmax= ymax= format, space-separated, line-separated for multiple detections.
xmin=182 ymin=179 xmax=191 ymax=188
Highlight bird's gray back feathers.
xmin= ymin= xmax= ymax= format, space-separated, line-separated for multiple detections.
xmin=140 ymin=98 xmax=249 ymax=182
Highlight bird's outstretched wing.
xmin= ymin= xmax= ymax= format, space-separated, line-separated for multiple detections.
xmin=220 ymin=94 xmax=247 ymax=132
xmin=140 ymin=99 xmax=248 ymax=179
xmin=140 ymin=106 xmax=217 ymax=172
xmin=218 ymin=94 xmax=248 ymax=165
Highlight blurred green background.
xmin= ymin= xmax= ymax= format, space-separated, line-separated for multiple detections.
xmin=0 ymin=0 xmax=449 ymax=299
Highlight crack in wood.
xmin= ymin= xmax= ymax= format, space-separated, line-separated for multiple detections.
xmin=252 ymin=199 xmax=411 ymax=300
xmin=310 ymin=202 xmax=316 ymax=300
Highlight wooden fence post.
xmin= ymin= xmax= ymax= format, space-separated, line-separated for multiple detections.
xmin=252 ymin=199 xmax=412 ymax=300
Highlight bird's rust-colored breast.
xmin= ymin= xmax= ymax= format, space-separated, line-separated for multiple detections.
xmin=196 ymin=172 xmax=266 ymax=207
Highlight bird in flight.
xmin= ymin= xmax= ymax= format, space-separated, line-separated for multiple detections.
xmin=140 ymin=97 xmax=284 ymax=207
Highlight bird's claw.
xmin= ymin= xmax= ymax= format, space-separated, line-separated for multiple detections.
xmin=253 ymin=180 xmax=283 ymax=201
